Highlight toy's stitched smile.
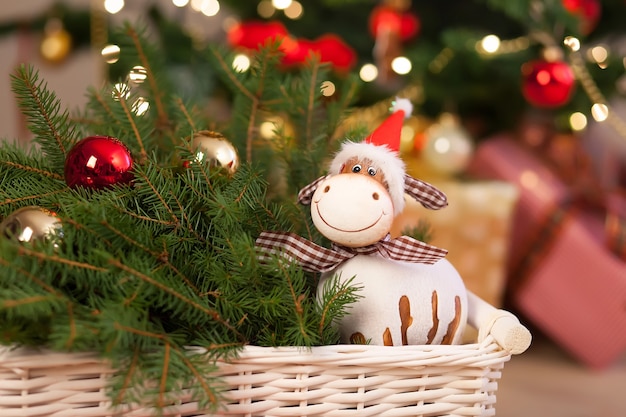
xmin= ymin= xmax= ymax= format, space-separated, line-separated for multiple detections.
xmin=315 ymin=203 xmax=385 ymax=232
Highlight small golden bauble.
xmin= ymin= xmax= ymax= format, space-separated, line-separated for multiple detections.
xmin=0 ymin=206 xmax=62 ymax=244
xmin=422 ymin=113 xmax=474 ymax=176
xmin=191 ymin=130 xmax=240 ymax=174
xmin=40 ymin=19 xmax=72 ymax=64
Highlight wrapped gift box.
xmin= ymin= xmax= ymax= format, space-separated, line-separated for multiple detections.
xmin=468 ymin=134 xmax=626 ymax=369
xmin=466 ymin=135 xmax=570 ymax=266
xmin=513 ymin=210 xmax=626 ymax=369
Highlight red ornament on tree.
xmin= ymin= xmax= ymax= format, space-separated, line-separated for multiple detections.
xmin=284 ymin=35 xmax=356 ymax=72
xmin=368 ymin=5 xmax=420 ymax=41
xmin=228 ymin=20 xmax=356 ymax=73
xmin=314 ymin=35 xmax=357 ymax=72
xmin=562 ymin=0 xmax=601 ymax=35
xmin=368 ymin=1 xmax=420 ymax=85
xmin=64 ymin=135 xmax=134 ymax=189
xmin=226 ymin=20 xmax=289 ymax=50
xmin=280 ymin=38 xmax=310 ymax=67
xmin=521 ymin=59 xmax=576 ymax=108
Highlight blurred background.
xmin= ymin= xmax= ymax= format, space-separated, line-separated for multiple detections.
xmin=1 ymin=1 xmax=625 ymax=415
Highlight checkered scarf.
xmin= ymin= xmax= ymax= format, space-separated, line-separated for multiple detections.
xmin=255 ymin=231 xmax=447 ymax=273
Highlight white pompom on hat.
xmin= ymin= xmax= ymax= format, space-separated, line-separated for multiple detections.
xmin=329 ymin=98 xmax=413 ymax=216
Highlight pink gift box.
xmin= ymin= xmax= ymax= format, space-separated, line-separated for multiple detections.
xmin=467 ymin=135 xmax=570 ymax=264
xmin=468 ymin=134 xmax=626 ymax=368
xmin=513 ymin=211 xmax=626 ymax=369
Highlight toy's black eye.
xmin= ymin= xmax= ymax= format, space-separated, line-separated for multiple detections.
xmin=367 ymin=167 xmax=377 ymax=176
xmin=352 ymin=164 xmax=362 ymax=173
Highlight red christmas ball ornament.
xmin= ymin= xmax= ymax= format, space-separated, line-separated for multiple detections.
xmin=368 ymin=5 xmax=420 ymax=41
xmin=521 ymin=59 xmax=576 ymax=108
xmin=64 ymin=135 xmax=134 ymax=189
xmin=226 ymin=20 xmax=289 ymax=50
xmin=283 ymin=35 xmax=357 ymax=73
xmin=562 ymin=0 xmax=601 ymax=35
xmin=281 ymin=38 xmax=311 ymax=67
xmin=310 ymin=35 xmax=357 ymax=72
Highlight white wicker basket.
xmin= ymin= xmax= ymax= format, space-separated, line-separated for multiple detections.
xmin=0 ymin=332 xmax=522 ymax=417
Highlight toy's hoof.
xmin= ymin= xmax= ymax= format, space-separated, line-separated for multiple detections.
xmin=491 ymin=316 xmax=532 ymax=355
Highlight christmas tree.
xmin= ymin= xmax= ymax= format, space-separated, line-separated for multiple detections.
xmin=4 ymin=0 xmax=624 ymax=139
xmin=0 ymin=23 xmax=363 ymax=411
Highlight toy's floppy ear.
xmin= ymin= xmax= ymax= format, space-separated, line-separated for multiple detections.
xmin=404 ymin=175 xmax=448 ymax=210
xmin=297 ymin=175 xmax=329 ymax=205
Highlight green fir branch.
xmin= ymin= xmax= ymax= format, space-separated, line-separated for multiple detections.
xmin=173 ymin=97 xmax=198 ymax=132
xmin=111 ymin=87 xmax=149 ymax=163
xmin=132 ymin=165 xmax=180 ymax=228
xmin=10 ymin=65 xmax=78 ymax=171
xmin=124 ymin=24 xmax=171 ymax=133
xmin=106 ymin=258 xmax=245 ymax=342
xmin=112 ymin=346 xmax=141 ymax=407
xmin=0 ymin=160 xmax=63 ymax=181
xmin=100 ymin=220 xmax=200 ymax=294
xmin=17 ymin=245 xmax=108 ymax=272
xmin=85 ymin=86 xmax=122 ymax=127
xmin=0 ymin=22 xmax=363 ymax=414
xmin=0 ymin=188 xmax=67 ymax=209
xmin=317 ymin=275 xmax=362 ymax=345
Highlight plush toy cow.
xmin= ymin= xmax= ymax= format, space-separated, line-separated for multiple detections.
xmin=257 ymin=99 xmax=531 ymax=352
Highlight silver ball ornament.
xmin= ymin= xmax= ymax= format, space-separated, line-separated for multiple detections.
xmin=0 ymin=206 xmax=62 ymax=244
xmin=191 ymin=130 xmax=240 ymax=175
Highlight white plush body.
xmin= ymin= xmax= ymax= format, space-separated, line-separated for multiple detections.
xmin=304 ymin=143 xmax=469 ymax=346
xmin=318 ymin=255 xmax=468 ymax=346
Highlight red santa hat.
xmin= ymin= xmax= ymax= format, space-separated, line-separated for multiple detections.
xmin=329 ymin=98 xmax=413 ymax=216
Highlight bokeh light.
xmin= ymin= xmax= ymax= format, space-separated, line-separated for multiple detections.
xmin=391 ymin=57 xmax=412 ymax=75
xmin=359 ymin=64 xmax=378 ymax=82
xmin=320 ymin=81 xmax=336 ymax=97
xmin=232 ymin=54 xmax=251 ymax=72
xmin=480 ymin=35 xmax=501 ymax=54
xmin=101 ymin=44 xmax=120 ymax=64
xmin=104 ymin=0 xmax=125 ymax=14
xmin=569 ymin=112 xmax=588 ymax=131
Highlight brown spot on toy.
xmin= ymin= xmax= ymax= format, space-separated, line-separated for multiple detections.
xmin=383 ymin=327 xmax=393 ymax=346
xmin=426 ymin=290 xmax=439 ymax=344
xmin=441 ymin=296 xmax=462 ymax=345
xmin=399 ymin=295 xmax=413 ymax=345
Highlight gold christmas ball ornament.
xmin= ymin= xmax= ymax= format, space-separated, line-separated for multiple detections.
xmin=40 ymin=19 xmax=72 ymax=64
xmin=422 ymin=113 xmax=474 ymax=176
xmin=191 ymin=131 xmax=240 ymax=174
xmin=0 ymin=206 xmax=62 ymax=245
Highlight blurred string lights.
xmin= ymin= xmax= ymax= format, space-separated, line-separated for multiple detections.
xmin=103 ymin=0 xmax=304 ymax=18
xmin=475 ymin=32 xmax=626 ymax=141
xmin=99 ymin=0 xmax=406 ymax=88
xmin=98 ymin=0 xmax=626 ymax=144
xmin=99 ymin=0 xmax=334 ymax=123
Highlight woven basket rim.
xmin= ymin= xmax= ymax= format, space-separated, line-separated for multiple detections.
xmin=0 ymin=335 xmax=508 ymax=367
